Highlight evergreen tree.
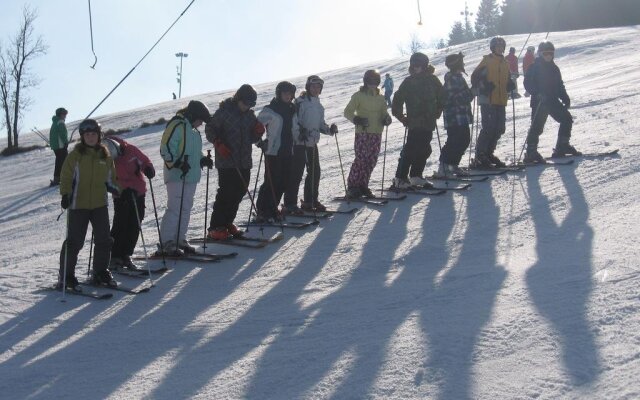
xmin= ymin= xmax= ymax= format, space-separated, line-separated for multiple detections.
xmin=448 ymin=21 xmax=467 ymax=46
xmin=436 ymin=39 xmax=447 ymax=50
xmin=475 ymin=0 xmax=501 ymax=39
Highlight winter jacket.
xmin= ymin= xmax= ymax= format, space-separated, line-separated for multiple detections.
xmin=294 ymin=94 xmax=328 ymax=147
xmin=523 ymin=51 xmax=535 ymax=75
xmin=391 ymin=68 xmax=443 ymax=131
xmin=109 ymin=136 xmax=154 ymax=195
xmin=60 ymin=143 xmax=120 ymax=210
xmin=206 ymin=98 xmax=260 ymax=169
xmin=49 ymin=116 xmax=68 ymax=150
xmin=257 ymin=98 xmax=299 ymax=156
xmin=442 ymin=71 xmax=474 ymax=129
xmin=160 ymin=113 xmax=203 ymax=184
xmin=344 ymin=87 xmax=390 ymax=135
xmin=382 ymin=76 xmax=394 ymax=94
xmin=524 ymin=57 xmax=570 ymax=108
xmin=471 ymin=54 xmax=511 ymax=106
xmin=506 ymin=53 xmax=519 ymax=75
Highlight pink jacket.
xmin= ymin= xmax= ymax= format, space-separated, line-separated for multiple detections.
xmin=110 ymin=136 xmax=153 ymax=195
xmin=506 ymin=53 xmax=519 ymax=74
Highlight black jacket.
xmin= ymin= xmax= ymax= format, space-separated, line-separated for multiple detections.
xmin=524 ymin=57 xmax=570 ymax=108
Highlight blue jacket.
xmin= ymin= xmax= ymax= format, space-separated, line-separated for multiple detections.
xmin=160 ymin=114 xmax=203 ymax=184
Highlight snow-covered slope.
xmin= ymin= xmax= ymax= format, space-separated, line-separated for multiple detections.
xmin=1 ymin=26 xmax=639 ymax=399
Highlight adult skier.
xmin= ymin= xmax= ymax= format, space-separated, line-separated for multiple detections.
xmin=49 ymin=107 xmax=69 ymax=186
xmin=382 ymin=73 xmax=394 ymax=107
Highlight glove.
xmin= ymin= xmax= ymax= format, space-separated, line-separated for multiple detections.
xmin=256 ymin=139 xmax=268 ymax=151
xmin=299 ymin=128 xmax=309 ymax=142
xmin=382 ymin=115 xmax=392 ymax=126
xmin=480 ymin=81 xmax=495 ymax=96
xmin=213 ymin=140 xmax=231 ymax=159
xmin=329 ymin=123 xmax=338 ymax=135
xmin=254 ymin=122 xmax=265 ymax=138
xmin=507 ymin=79 xmax=516 ymax=93
xmin=120 ymin=187 xmax=136 ymax=201
xmin=174 ymin=159 xmax=191 ymax=175
xmin=105 ymin=183 xmax=120 ymax=195
xmin=353 ymin=116 xmax=369 ymax=127
xmin=200 ymin=156 xmax=213 ymax=169
xmin=398 ymin=115 xmax=408 ymax=126
xmin=60 ymin=194 xmax=70 ymax=209
xmin=561 ymin=97 xmax=571 ymax=109
xmin=143 ymin=165 xmax=155 ymax=179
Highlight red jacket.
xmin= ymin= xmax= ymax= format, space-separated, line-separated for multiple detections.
xmin=110 ymin=136 xmax=153 ymax=195
xmin=523 ymin=51 xmax=535 ymax=75
xmin=506 ymin=53 xmax=519 ymax=74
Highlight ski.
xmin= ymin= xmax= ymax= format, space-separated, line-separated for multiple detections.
xmin=546 ymin=149 xmax=619 ymax=160
xmin=191 ymin=231 xmax=284 ymax=249
xmin=430 ymin=174 xmax=489 ymax=182
xmin=86 ymin=282 xmax=151 ymax=295
xmin=429 ymin=182 xmax=472 ymax=191
xmin=386 ymin=187 xmax=447 ymax=196
xmin=322 ymin=207 xmax=359 ymax=214
xmin=518 ymin=159 xmax=575 ymax=167
xmin=283 ymin=211 xmax=331 ymax=219
xmin=38 ymin=285 xmax=113 ymax=300
xmin=333 ymin=196 xmax=388 ymax=206
xmin=132 ymin=252 xmax=236 ymax=262
xmin=241 ymin=219 xmax=320 ymax=230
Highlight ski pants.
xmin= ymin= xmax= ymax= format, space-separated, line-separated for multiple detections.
xmin=159 ymin=180 xmax=197 ymax=248
xmin=111 ymin=191 xmax=145 ymax=259
xmin=52 ymin=148 xmax=68 ymax=181
xmin=440 ymin=124 xmax=471 ymax=166
xmin=395 ymin=127 xmax=433 ymax=179
xmin=59 ymin=206 xmax=111 ymax=279
xmin=526 ymin=98 xmax=573 ymax=148
xmin=257 ymin=154 xmax=291 ymax=218
xmin=285 ymin=145 xmax=320 ymax=207
xmin=209 ymin=167 xmax=250 ymax=229
xmin=347 ymin=132 xmax=382 ymax=189
xmin=475 ymin=104 xmax=506 ymax=156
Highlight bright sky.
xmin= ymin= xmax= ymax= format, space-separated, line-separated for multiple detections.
xmin=0 ymin=0 xmax=480 ymax=136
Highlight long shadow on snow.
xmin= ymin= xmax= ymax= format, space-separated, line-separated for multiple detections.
xmin=525 ymin=166 xmax=600 ymax=385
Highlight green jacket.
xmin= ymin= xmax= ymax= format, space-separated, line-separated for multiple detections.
xmin=391 ymin=69 xmax=443 ymax=131
xmin=49 ymin=116 xmax=68 ymax=150
xmin=343 ymin=87 xmax=390 ymax=134
xmin=60 ymin=143 xmax=120 ymax=210
xmin=160 ymin=115 xmax=203 ymax=184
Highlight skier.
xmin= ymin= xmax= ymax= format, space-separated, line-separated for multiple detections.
xmin=254 ymin=81 xmax=298 ymax=222
xmin=470 ymin=36 xmax=516 ymax=168
xmin=206 ymin=84 xmax=264 ymax=240
xmin=435 ymin=52 xmax=474 ymax=177
xmin=506 ymin=47 xmax=521 ymax=99
xmin=49 ymin=107 xmax=69 ymax=186
xmin=157 ymin=100 xmax=211 ymax=255
xmin=522 ymin=46 xmax=536 ymax=97
xmin=391 ymin=52 xmax=443 ymax=189
xmin=523 ymin=41 xmax=580 ymax=163
xmin=103 ymin=136 xmax=155 ymax=271
xmin=382 ymin=73 xmax=394 ymax=108
xmin=343 ymin=69 xmax=392 ymax=198
xmin=283 ymin=75 xmax=338 ymax=214
xmin=57 ymin=119 xmax=121 ymax=291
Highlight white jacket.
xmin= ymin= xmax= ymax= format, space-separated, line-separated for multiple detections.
xmin=257 ymin=105 xmax=299 ymax=156
xmin=294 ymin=95 xmax=329 ymax=147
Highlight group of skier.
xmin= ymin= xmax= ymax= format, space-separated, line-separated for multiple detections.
xmin=53 ymin=36 xmax=580 ymax=292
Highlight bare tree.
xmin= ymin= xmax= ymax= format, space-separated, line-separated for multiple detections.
xmin=0 ymin=6 xmax=47 ymax=149
xmin=398 ymin=33 xmax=427 ymax=56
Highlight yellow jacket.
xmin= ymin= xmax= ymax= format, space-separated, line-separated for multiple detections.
xmin=343 ymin=87 xmax=390 ymax=134
xmin=473 ymin=54 xmax=511 ymax=106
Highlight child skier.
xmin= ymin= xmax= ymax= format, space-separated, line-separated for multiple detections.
xmin=58 ymin=119 xmax=121 ymax=291
xmin=283 ymin=75 xmax=337 ymax=213
xmin=254 ymin=81 xmax=298 ymax=222
xmin=435 ymin=52 xmax=474 ymax=177
xmin=158 ymin=100 xmax=211 ymax=255
xmin=506 ymin=47 xmax=521 ymax=99
xmin=391 ymin=52 xmax=443 ymax=189
xmin=206 ymin=84 xmax=264 ymax=240
xmin=103 ymin=136 xmax=155 ymax=271
xmin=343 ymin=69 xmax=392 ymax=198
xmin=470 ymin=37 xmax=516 ymax=168
xmin=523 ymin=41 xmax=580 ymax=163
xmin=522 ymin=46 xmax=536 ymax=97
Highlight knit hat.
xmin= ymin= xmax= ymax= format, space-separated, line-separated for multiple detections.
xmin=445 ymin=52 xmax=465 ymax=71
xmin=55 ymin=107 xmax=68 ymax=117
xmin=234 ymin=84 xmax=258 ymax=107
xmin=410 ymin=52 xmax=429 ymax=69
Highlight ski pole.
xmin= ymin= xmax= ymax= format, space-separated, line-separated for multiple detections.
xmin=246 ymin=148 xmax=263 ymax=232
xmin=203 ymin=149 xmax=212 ymax=248
xmin=305 ymin=140 xmax=318 ymax=221
xmin=131 ymin=191 xmax=155 ymax=286
xmin=147 ymin=177 xmax=166 ymax=268
xmin=60 ymin=210 xmax=70 ymax=302
xmin=468 ymin=97 xmax=477 ymax=168
xmin=334 ymin=133 xmax=348 ymax=197
xmin=435 ymin=123 xmax=450 ymax=179
xmin=518 ymin=98 xmax=544 ymax=163
xmin=512 ymin=94 xmax=517 ymax=165
xmin=228 ymin=152 xmax=262 ymax=234
xmin=86 ymin=232 xmax=94 ymax=277
xmin=380 ymin=125 xmax=388 ymax=197
xmin=175 ymin=155 xmax=188 ymax=252
xmin=262 ymin=153 xmax=285 ymax=233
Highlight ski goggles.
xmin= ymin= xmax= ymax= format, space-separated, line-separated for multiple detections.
xmin=308 ymin=77 xmax=324 ymax=86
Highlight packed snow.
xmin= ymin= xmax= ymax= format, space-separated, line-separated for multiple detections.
xmin=1 ymin=26 xmax=639 ymax=399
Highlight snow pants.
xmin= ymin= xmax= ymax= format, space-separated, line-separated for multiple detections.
xmin=257 ymin=154 xmax=291 ymax=218
xmin=59 ymin=206 xmax=111 ymax=279
xmin=475 ymin=104 xmax=506 ymax=157
xmin=526 ymin=98 xmax=573 ymax=148
xmin=209 ymin=167 xmax=250 ymax=229
xmin=52 ymin=148 xmax=68 ymax=182
xmin=159 ymin=180 xmax=197 ymax=249
xmin=395 ymin=127 xmax=433 ymax=179
xmin=111 ymin=192 xmax=145 ymax=259
xmin=347 ymin=132 xmax=382 ymax=189
xmin=285 ymin=145 xmax=320 ymax=207
xmin=440 ymin=124 xmax=471 ymax=166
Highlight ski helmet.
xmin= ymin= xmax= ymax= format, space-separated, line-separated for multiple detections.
xmin=55 ymin=107 xmax=68 ymax=117
xmin=305 ymin=75 xmax=324 ymax=93
xmin=275 ymin=81 xmax=296 ymax=98
xmin=185 ymin=100 xmax=211 ymax=124
xmin=234 ymin=84 xmax=258 ymax=107
xmin=102 ymin=137 xmax=121 ymax=159
xmin=363 ymin=69 xmax=381 ymax=86
xmin=490 ymin=36 xmax=506 ymax=52
xmin=527 ymin=46 xmax=535 ymax=52
xmin=538 ymin=41 xmax=555 ymax=53
xmin=409 ymin=52 xmax=429 ymax=69
xmin=79 ymin=118 xmax=101 ymax=135
xmin=445 ymin=52 xmax=465 ymax=71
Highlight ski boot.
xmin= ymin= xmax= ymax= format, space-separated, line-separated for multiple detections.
xmin=91 ymin=270 xmax=117 ymax=288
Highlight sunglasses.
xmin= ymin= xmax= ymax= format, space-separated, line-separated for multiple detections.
xmin=542 ymin=51 xmax=554 ymax=56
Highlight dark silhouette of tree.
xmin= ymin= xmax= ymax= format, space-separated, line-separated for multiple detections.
xmin=475 ymin=0 xmax=502 ymax=39
xmin=448 ymin=21 xmax=467 ymax=46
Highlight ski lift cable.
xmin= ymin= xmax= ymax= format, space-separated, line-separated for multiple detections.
xmin=70 ymin=0 xmax=197 ymax=142
xmin=516 ymin=0 xmax=564 ymax=59
xmin=417 ymin=0 xmax=423 ymax=25
xmin=88 ymin=0 xmax=97 ymax=69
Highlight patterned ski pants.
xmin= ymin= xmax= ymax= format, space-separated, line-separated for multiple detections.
xmin=347 ymin=132 xmax=382 ymax=189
